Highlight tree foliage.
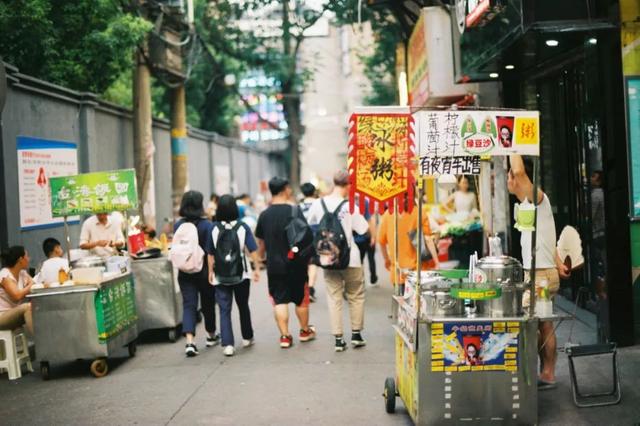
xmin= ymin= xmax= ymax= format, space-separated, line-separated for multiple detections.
xmin=0 ymin=0 xmax=151 ymax=93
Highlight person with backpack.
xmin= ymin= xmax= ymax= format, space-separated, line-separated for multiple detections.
xmin=206 ymin=195 xmax=261 ymax=357
xmin=255 ymin=177 xmax=316 ymax=349
xmin=306 ymin=170 xmax=369 ymax=352
xmin=171 ymin=191 xmax=219 ymax=357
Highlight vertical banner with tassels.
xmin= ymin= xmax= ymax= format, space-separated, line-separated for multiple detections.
xmin=348 ymin=108 xmax=415 ymax=215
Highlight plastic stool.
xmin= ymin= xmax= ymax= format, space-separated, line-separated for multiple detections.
xmin=566 ymin=342 xmax=621 ymax=407
xmin=0 ymin=328 xmax=33 ymax=380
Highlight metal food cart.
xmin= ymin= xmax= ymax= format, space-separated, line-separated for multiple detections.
xmin=28 ymin=273 xmax=138 ymax=379
xmin=347 ymin=106 xmax=545 ymax=424
xmin=130 ymin=257 xmax=182 ymax=341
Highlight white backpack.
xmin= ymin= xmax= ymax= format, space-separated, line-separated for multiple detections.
xmin=169 ymin=221 xmax=205 ymax=273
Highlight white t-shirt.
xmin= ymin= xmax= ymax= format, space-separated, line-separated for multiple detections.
xmin=36 ymin=257 xmax=70 ymax=285
xmin=520 ymin=194 xmax=557 ymax=269
xmin=79 ymin=215 xmax=125 ymax=257
xmin=454 ymin=191 xmax=477 ymax=213
xmin=0 ymin=268 xmax=30 ymax=313
xmin=209 ymin=221 xmax=251 ymax=285
xmin=306 ymin=194 xmax=369 ymax=268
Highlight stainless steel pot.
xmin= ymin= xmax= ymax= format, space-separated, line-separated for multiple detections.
xmin=491 ymin=282 xmax=526 ymax=317
xmin=406 ymin=270 xmax=442 ymax=289
xmin=476 ymin=256 xmax=525 ymax=317
xmin=422 ymin=285 xmax=464 ymax=318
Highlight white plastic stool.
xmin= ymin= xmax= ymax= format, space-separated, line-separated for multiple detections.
xmin=0 ymin=328 xmax=33 ymax=380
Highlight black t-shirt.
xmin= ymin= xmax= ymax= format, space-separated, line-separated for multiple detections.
xmin=255 ymin=204 xmax=302 ymax=276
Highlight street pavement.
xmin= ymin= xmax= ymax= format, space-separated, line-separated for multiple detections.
xmin=1 ymin=264 xmax=639 ymax=425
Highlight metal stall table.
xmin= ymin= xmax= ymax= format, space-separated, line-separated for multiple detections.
xmin=130 ymin=257 xmax=182 ymax=341
xmin=28 ymin=273 xmax=138 ymax=379
xmin=389 ymin=309 xmax=538 ymax=424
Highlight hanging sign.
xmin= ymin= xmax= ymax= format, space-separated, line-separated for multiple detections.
xmin=431 ymin=321 xmax=520 ymax=372
xmin=416 ymin=110 xmax=539 ymax=166
xmin=466 ymin=0 xmax=507 ymax=28
xmin=50 ymin=169 xmax=138 ymax=217
xmin=348 ymin=107 xmax=416 ymax=214
xmin=17 ymin=136 xmax=79 ymax=230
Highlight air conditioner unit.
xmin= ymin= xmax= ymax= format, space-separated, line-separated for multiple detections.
xmin=408 ymin=7 xmax=478 ymax=107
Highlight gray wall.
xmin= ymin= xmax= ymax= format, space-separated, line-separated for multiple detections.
xmin=0 ymin=65 xmax=283 ymax=266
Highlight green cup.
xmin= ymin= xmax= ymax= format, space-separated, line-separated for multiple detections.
xmin=515 ymin=203 xmax=536 ymax=230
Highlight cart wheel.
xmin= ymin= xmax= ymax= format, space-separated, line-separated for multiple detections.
xmin=384 ymin=377 xmax=396 ymax=413
xmin=128 ymin=341 xmax=137 ymax=357
xmin=168 ymin=328 xmax=177 ymax=343
xmin=90 ymin=359 xmax=109 ymax=378
xmin=40 ymin=362 xmax=50 ymax=381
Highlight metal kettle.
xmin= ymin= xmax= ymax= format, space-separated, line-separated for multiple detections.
xmin=475 ymin=256 xmax=525 ymax=317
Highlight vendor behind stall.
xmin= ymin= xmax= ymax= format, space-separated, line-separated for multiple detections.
xmin=79 ymin=213 xmax=125 ymax=257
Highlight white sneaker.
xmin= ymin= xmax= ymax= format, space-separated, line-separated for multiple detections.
xmin=223 ymin=345 xmax=235 ymax=356
xmin=242 ymin=338 xmax=255 ymax=348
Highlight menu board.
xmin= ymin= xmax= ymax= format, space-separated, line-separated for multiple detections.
xmin=17 ymin=136 xmax=79 ymax=229
xmin=431 ymin=321 xmax=520 ymax=372
xmin=50 ymin=169 xmax=138 ymax=217
xmin=95 ymin=275 xmax=137 ymax=343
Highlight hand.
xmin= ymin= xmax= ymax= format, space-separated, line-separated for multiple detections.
xmin=96 ymin=240 xmax=109 ymax=247
xmin=370 ymin=239 xmax=376 ymax=248
xmin=384 ymin=258 xmax=391 ymax=271
xmin=557 ymin=263 xmax=571 ymax=279
xmin=209 ymin=273 xmax=215 ymax=285
xmin=434 ymin=262 xmax=441 ymax=270
xmin=252 ymin=270 xmax=260 ymax=283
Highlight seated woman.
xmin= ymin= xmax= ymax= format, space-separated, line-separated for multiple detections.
xmin=0 ymin=246 xmax=34 ymax=334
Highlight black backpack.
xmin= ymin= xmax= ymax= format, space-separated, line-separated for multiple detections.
xmin=284 ymin=205 xmax=315 ymax=264
xmin=213 ymin=222 xmax=246 ymax=285
xmin=313 ymin=199 xmax=350 ymax=270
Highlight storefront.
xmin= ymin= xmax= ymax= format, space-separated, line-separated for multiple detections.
xmin=456 ymin=0 xmax=636 ymax=345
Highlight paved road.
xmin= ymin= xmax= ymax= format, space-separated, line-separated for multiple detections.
xmin=1 ymin=265 xmax=639 ymax=425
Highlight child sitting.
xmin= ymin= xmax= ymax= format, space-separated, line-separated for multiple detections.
xmin=36 ymin=238 xmax=69 ymax=285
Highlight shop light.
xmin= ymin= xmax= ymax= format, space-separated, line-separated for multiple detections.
xmin=545 ymin=39 xmax=559 ymax=47
xmin=489 ymin=73 xmax=499 ymax=78
xmin=588 ymin=37 xmax=598 ymax=45
xmin=505 ymin=65 xmax=515 ymax=70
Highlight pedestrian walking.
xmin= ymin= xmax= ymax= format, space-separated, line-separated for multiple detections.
xmin=255 ymin=177 xmax=316 ymax=349
xmin=306 ymin=170 xmax=369 ymax=352
xmin=172 ymin=191 xmax=219 ymax=357
xmin=353 ymin=197 xmax=378 ymax=286
xmin=206 ymin=195 xmax=261 ymax=357
xmin=508 ymin=155 xmax=570 ymax=389
xmin=300 ymin=182 xmax=319 ymax=302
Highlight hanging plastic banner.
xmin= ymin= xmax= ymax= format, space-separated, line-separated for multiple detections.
xmin=348 ymin=107 xmax=416 ymax=214
xmin=415 ymin=110 xmax=540 ymax=161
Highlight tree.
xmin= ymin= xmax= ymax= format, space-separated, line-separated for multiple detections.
xmin=0 ymin=0 xmax=151 ymax=94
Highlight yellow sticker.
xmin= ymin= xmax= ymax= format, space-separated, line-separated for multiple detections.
xmin=458 ymin=366 xmax=471 ymax=372
xmin=432 ymin=360 xmax=444 ymax=366
xmin=514 ymin=117 xmax=539 ymax=145
xmin=505 ymin=353 xmax=517 ymax=359
xmin=506 ymin=347 xmax=518 ymax=353
xmin=432 ymin=366 xmax=444 ymax=372
xmin=505 ymin=366 xmax=518 ymax=372
xmin=493 ymin=322 xmax=506 ymax=327
xmin=445 ymin=366 xmax=458 ymax=372
xmin=505 ymin=360 xmax=518 ymax=366
xmin=507 ymin=322 xmax=520 ymax=327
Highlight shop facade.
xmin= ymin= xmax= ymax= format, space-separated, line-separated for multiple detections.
xmin=456 ymin=0 xmax=638 ymax=345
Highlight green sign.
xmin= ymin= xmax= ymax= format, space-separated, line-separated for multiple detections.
xmin=627 ymin=78 xmax=640 ymax=218
xmin=50 ymin=169 xmax=138 ymax=217
xmin=95 ymin=274 xmax=137 ymax=343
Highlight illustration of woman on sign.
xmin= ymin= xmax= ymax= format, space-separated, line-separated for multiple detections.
xmin=463 ymin=334 xmax=483 ymax=366
xmin=500 ymin=126 xmax=513 ymax=147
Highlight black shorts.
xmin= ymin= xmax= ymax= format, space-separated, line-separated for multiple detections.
xmin=268 ymin=269 xmax=309 ymax=306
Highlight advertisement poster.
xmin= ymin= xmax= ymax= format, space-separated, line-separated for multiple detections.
xmin=17 ymin=136 xmax=79 ymax=230
xmin=95 ymin=275 xmax=137 ymax=343
xmin=431 ymin=321 xmax=520 ymax=372
xmin=626 ymin=78 xmax=640 ymax=218
xmin=407 ymin=12 xmax=429 ymax=107
xmin=415 ymin=110 xmax=540 ymax=160
xmin=348 ymin=107 xmax=416 ymax=214
xmin=50 ymin=169 xmax=138 ymax=217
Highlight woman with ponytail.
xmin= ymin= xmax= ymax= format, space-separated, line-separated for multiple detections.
xmin=0 ymin=246 xmax=34 ymax=333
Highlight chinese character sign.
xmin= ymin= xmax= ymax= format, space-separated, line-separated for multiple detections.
xmin=50 ymin=169 xmax=138 ymax=217
xmin=348 ymin=112 xmax=415 ymax=214
xmin=415 ymin=110 xmax=540 ymax=159
xmin=17 ymin=136 xmax=79 ymax=229
xmin=431 ymin=321 xmax=520 ymax=373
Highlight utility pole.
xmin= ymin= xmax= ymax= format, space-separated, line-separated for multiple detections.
xmin=132 ymin=48 xmax=156 ymax=227
xmin=171 ymin=85 xmax=188 ymax=216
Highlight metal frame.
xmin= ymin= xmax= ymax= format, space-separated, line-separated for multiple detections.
xmin=566 ymin=342 xmax=621 ymax=408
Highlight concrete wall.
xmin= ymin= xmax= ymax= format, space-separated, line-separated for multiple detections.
xmin=0 ymin=65 xmax=282 ymax=266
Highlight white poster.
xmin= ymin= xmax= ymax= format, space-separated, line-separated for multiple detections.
xmin=214 ymin=165 xmax=231 ymax=195
xmin=17 ymin=136 xmax=79 ymax=230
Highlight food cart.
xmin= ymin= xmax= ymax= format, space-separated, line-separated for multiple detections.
xmin=348 ymin=106 xmax=548 ymax=424
xmin=31 ymin=169 xmax=141 ymax=379
xmin=130 ymin=256 xmax=182 ymax=341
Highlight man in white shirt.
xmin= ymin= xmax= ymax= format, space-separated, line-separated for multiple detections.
xmin=79 ymin=213 xmax=125 ymax=257
xmin=36 ymin=238 xmax=69 ymax=285
xmin=306 ymin=170 xmax=369 ymax=352
xmin=508 ymin=155 xmax=570 ymax=389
